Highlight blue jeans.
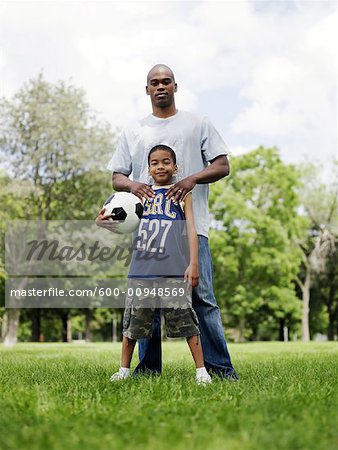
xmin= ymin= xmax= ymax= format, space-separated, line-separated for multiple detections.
xmin=134 ymin=235 xmax=238 ymax=379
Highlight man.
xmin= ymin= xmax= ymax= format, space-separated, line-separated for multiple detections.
xmin=98 ymin=64 xmax=238 ymax=379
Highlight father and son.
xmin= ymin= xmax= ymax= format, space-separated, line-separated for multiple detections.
xmin=96 ymin=64 xmax=238 ymax=384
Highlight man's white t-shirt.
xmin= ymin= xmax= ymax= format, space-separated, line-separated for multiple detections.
xmin=107 ymin=110 xmax=229 ymax=237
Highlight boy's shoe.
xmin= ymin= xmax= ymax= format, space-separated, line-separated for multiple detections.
xmin=110 ymin=367 xmax=131 ymax=382
xmin=196 ymin=367 xmax=212 ymax=385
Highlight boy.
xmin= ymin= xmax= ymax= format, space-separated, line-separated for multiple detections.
xmin=110 ymin=145 xmax=211 ymax=384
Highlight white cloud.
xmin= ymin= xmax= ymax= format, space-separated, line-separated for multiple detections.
xmin=227 ymin=5 xmax=336 ymax=166
xmin=0 ymin=0 xmax=336 ymax=169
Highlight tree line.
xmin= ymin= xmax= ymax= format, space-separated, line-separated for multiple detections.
xmin=0 ymin=75 xmax=336 ymax=345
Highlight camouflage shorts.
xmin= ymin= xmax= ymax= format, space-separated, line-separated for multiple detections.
xmin=122 ymin=278 xmax=200 ymax=339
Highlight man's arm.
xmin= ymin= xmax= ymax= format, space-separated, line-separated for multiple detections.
xmin=112 ymin=173 xmax=155 ymax=201
xmin=166 ymin=155 xmax=229 ymax=201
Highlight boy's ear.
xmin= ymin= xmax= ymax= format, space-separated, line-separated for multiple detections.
xmin=174 ymin=164 xmax=178 ymax=174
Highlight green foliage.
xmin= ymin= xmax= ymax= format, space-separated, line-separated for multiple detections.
xmin=210 ymin=147 xmax=306 ymax=339
xmin=0 ymin=73 xmax=115 ymax=220
xmin=0 ymin=74 xmax=116 ymax=341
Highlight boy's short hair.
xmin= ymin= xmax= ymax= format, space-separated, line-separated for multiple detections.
xmin=148 ymin=145 xmax=176 ymax=165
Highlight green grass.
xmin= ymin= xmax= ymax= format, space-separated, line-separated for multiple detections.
xmin=0 ymin=342 xmax=337 ymax=450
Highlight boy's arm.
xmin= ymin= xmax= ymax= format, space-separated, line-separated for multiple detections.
xmin=183 ymin=194 xmax=199 ymax=288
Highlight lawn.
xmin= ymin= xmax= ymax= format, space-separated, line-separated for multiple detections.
xmin=0 ymin=341 xmax=337 ymax=450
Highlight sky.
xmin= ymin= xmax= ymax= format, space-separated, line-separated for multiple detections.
xmin=0 ymin=0 xmax=336 ymax=175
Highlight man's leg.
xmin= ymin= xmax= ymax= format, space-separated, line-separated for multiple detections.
xmin=133 ymin=308 xmax=162 ymax=374
xmin=193 ymin=235 xmax=238 ymax=379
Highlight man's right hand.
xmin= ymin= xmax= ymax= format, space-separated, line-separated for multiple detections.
xmin=95 ymin=208 xmax=120 ymax=233
xmin=112 ymin=173 xmax=155 ymax=201
xmin=129 ymin=181 xmax=155 ymax=201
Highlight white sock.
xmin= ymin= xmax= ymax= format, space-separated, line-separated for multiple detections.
xmin=196 ymin=367 xmax=209 ymax=377
xmin=120 ymin=367 xmax=130 ymax=375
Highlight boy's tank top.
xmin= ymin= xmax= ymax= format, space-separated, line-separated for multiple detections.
xmin=128 ymin=185 xmax=189 ymax=278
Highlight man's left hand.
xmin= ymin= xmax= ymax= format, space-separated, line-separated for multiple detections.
xmin=166 ymin=176 xmax=196 ymax=202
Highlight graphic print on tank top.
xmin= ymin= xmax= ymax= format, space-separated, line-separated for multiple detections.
xmin=128 ymin=186 xmax=189 ymax=278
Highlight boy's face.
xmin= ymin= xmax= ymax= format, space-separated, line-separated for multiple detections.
xmin=148 ymin=149 xmax=177 ymax=185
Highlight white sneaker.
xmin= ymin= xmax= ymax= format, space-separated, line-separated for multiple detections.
xmin=110 ymin=367 xmax=131 ymax=382
xmin=196 ymin=371 xmax=212 ymax=385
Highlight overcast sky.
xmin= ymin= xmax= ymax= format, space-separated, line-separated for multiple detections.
xmin=0 ymin=0 xmax=336 ymax=175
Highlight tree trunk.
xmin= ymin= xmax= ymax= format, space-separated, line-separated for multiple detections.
xmin=67 ymin=318 xmax=72 ymax=343
xmin=61 ymin=311 xmax=72 ymax=342
xmin=238 ymin=316 xmax=245 ymax=342
xmin=1 ymin=310 xmax=8 ymax=341
xmin=31 ymin=309 xmax=41 ymax=342
xmin=112 ymin=317 xmax=117 ymax=342
xmin=326 ymin=274 xmax=336 ymax=340
xmin=278 ymin=318 xmax=284 ymax=341
xmin=116 ymin=309 xmax=123 ymax=342
xmin=302 ymin=270 xmax=311 ymax=342
xmin=85 ymin=309 xmax=92 ymax=342
xmin=3 ymin=309 xmax=20 ymax=347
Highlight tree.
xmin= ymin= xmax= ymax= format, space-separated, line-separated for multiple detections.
xmin=0 ymin=74 xmax=115 ymax=346
xmin=209 ymin=147 xmax=305 ymax=341
xmin=296 ymin=163 xmax=337 ymax=340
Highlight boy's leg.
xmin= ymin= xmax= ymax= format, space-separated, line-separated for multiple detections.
xmin=192 ymin=236 xmax=238 ymax=379
xmin=114 ymin=291 xmax=157 ymax=379
xmin=110 ymin=336 xmax=136 ymax=381
xmin=186 ymin=335 xmax=204 ymax=368
xmin=186 ymin=335 xmax=212 ymax=384
xmin=121 ymin=336 xmax=137 ymax=368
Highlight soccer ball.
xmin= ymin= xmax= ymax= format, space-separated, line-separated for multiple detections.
xmin=102 ymin=192 xmax=143 ymax=233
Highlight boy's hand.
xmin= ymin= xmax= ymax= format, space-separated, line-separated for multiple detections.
xmin=130 ymin=181 xmax=155 ymax=201
xmin=95 ymin=208 xmax=119 ymax=233
xmin=184 ymin=264 xmax=199 ymax=288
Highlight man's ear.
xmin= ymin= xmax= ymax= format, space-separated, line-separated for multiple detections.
xmin=146 ymin=85 xmax=149 ymax=95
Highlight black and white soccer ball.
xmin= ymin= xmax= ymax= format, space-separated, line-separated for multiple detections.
xmin=102 ymin=192 xmax=143 ymax=233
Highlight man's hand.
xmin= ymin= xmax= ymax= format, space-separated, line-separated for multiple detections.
xmin=166 ymin=176 xmax=196 ymax=202
xmin=129 ymin=181 xmax=155 ymax=201
xmin=112 ymin=173 xmax=155 ymax=201
xmin=95 ymin=208 xmax=120 ymax=233
xmin=184 ymin=264 xmax=199 ymax=288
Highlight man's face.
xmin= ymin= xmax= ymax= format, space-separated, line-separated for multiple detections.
xmin=146 ymin=69 xmax=177 ymax=108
